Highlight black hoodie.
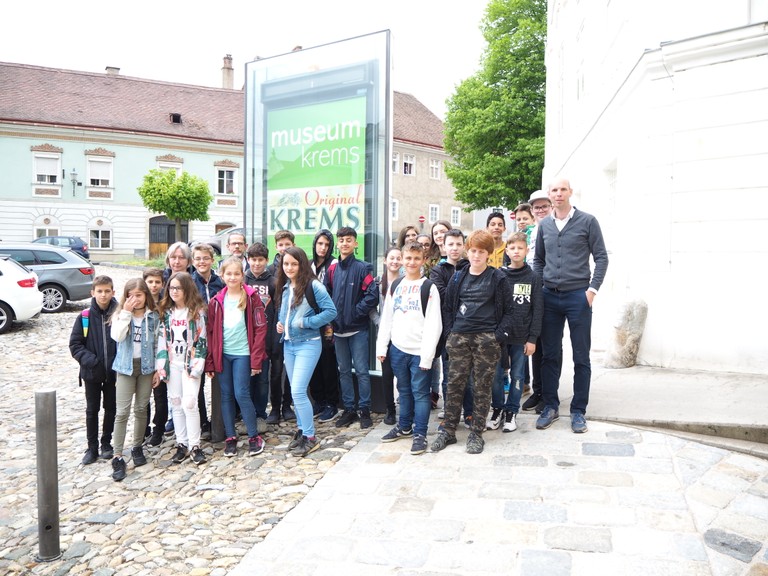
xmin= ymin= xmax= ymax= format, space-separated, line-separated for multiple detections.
xmin=311 ymin=229 xmax=336 ymax=283
xmin=244 ymin=267 xmax=279 ymax=356
xmin=69 ymin=297 xmax=118 ymax=386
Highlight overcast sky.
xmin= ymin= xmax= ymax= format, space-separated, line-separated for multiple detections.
xmin=2 ymin=1 xmax=488 ymax=119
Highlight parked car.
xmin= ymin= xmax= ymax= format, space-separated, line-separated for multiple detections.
xmin=32 ymin=235 xmax=90 ymax=260
xmin=0 ymin=242 xmax=95 ymax=312
xmin=190 ymin=226 xmax=245 ymax=256
xmin=0 ymin=255 xmax=44 ymax=334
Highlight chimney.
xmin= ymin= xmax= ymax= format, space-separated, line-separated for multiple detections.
xmin=105 ymin=66 xmax=120 ymax=75
xmin=221 ymin=54 xmax=234 ymax=89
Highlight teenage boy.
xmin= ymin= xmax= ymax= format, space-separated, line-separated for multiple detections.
xmin=309 ymin=229 xmax=341 ymax=422
xmin=267 ymin=229 xmax=295 ymax=276
xmin=324 ymin=227 xmax=379 ymax=429
xmin=69 ymin=275 xmax=119 ymax=465
xmin=533 ymin=177 xmax=608 ymax=434
xmin=265 ymin=230 xmax=295 ymax=422
xmin=192 ymin=243 xmax=226 ymax=439
xmin=142 ymin=268 xmax=167 ymax=446
xmin=486 ymin=212 xmax=507 ymax=268
xmin=430 ymin=229 xmax=472 ymax=420
xmin=245 ymin=242 xmax=277 ymax=432
xmin=430 ymin=230 xmax=514 ymax=455
xmin=377 ymin=242 xmax=442 ymax=455
xmin=488 ymin=232 xmax=543 ymax=432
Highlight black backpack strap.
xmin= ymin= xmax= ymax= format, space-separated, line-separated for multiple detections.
xmin=304 ymin=281 xmax=320 ymax=314
xmin=389 ymin=276 xmax=404 ymax=297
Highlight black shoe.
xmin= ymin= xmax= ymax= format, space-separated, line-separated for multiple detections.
xmin=147 ymin=431 xmax=163 ymax=447
xmin=111 ymin=457 xmax=127 ymax=482
xmin=318 ymin=406 xmax=338 ymax=423
xmin=335 ymin=409 xmax=359 ymax=428
xmin=82 ymin=447 xmax=98 ymax=465
xmin=191 ymin=446 xmax=207 ymax=465
xmin=534 ymin=400 xmax=545 ymax=414
xmin=200 ymin=420 xmax=212 ymax=441
xmin=288 ymin=429 xmax=304 ymax=450
xmin=522 ymin=394 xmax=542 ymax=411
xmin=131 ymin=446 xmax=147 ymax=467
xmin=359 ymin=408 xmax=372 ymax=429
xmin=383 ymin=408 xmax=396 ymax=426
xmin=171 ymin=444 xmax=188 ymax=464
xmin=100 ymin=445 xmax=114 ymax=460
xmin=266 ymin=408 xmax=280 ymax=425
xmin=282 ymin=406 xmax=296 ymax=421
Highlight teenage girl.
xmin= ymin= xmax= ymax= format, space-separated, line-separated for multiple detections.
xmin=275 ymin=247 xmax=337 ymax=457
xmin=378 ymin=246 xmax=403 ymax=426
xmin=110 ymin=278 xmax=159 ymax=482
xmin=156 ymin=272 xmax=208 ymax=465
xmin=430 ymin=220 xmax=452 ymax=264
xmin=205 ymin=257 xmax=268 ymax=457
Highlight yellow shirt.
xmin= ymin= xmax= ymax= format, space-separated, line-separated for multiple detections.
xmin=488 ymin=244 xmax=506 ymax=269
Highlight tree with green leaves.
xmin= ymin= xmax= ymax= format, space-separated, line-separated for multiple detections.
xmin=137 ymin=169 xmax=213 ymax=242
xmin=444 ymin=0 xmax=546 ymax=210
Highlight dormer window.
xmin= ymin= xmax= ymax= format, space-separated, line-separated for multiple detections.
xmin=170 ymin=113 xmax=182 ymax=124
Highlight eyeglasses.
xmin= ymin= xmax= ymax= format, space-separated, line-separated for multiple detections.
xmin=229 ymin=242 xmax=245 ymax=247
xmin=532 ymin=205 xmax=551 ymax=211
xmin=168 ymin=286 xmax=184 ymax=292
xmin=193 ymin=257 xmax=212 ymax=262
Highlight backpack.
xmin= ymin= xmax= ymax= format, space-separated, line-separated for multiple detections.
xmin=303 ymin=281 xmax=334 ymax=348
xmin=81 ymin=309 xmax=90 ymax=337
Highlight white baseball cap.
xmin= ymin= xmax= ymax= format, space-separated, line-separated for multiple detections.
xmin=529 ymin=190 xmax=549 ymax=203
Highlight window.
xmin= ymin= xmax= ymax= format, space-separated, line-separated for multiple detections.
xmin=217 ymin=169 xmax=235 ymax=195
xmin=158 ymin=161 xmax=182 ymax=175
xmin=35 ymin=227 xmax=59 ymax=238
xmin=34 ymin=155 xmax=60 ymax=184
xmin=391 ymin=199 xmax=399 ymax=222
xmin=429 ymin=159 xmax=441 ymax=180
xmin=392 ymin=152 xmax=400 ymax=173
xmin=88 ymin=158 xmax=112 ymax=187
xmin=428 ymin=204 xmax=439 ymax=223
xmin=403 ymin=154 xmax=415 ymax=176
xmin=34 ymin=250 xmax=66 ymax=265
xmin=450 ymin=207 xmax=461 ymax=227
xmin=90 ymin=229 xmax=112 ymax=250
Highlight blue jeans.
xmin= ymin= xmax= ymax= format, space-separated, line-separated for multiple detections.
xmin=389 ymin=345 xmax=431 ymax=437
xmin=334 ymin=330 xmax=371 ymax=410
xmin=219 ymin=354 xmax=259 ymax=439
xmin=541 ymin=287 xmax=593 ymax=414
xmin=284 ymin=339 xmax=322 ymax=438
xmin=491 ymin=345 xmax=525 ymax=413
xmin=250 ymin=358 xmax=270 ymax=419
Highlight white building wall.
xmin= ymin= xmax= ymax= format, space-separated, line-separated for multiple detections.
xmin=544 ymin=1 xmax=768 ymax=373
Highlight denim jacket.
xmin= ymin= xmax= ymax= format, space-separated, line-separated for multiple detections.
xmin=111 ymin=309 xmax=159 ymax=376
xmin=278 ymin=280 xmax=337 ymax=343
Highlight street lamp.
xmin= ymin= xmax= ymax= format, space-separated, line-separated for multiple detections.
xmin=70 ymin=168 xmax=79 ymax=196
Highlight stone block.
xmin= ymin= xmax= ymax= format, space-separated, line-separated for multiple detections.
xmin=703 ymin=528 xmax=762 ymax=563
xmin=544 ymin=525 xmax=612 ymax=553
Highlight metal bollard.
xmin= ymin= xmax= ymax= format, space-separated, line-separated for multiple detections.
xmin=35 ymin=390 xmax=61 ymax=562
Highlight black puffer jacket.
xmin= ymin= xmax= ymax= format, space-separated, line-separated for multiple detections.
xmin=69 ymin=297 xmax=118 ymax=386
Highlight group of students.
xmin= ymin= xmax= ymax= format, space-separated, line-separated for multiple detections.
xmin=70 ymin=179 xmax=608 ymax=479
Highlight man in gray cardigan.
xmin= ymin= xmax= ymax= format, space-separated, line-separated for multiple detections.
xmin=532 ymin=178 xmax=608 ymax=433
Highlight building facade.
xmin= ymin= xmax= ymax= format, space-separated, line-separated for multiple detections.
xmin=544 ymin=1 xmax=768 ymax=373
xmin=0 ymin=61 xmax=472 ymax=260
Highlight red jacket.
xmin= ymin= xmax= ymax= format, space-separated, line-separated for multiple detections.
xmin=205 ymin=285 xmax=267 ymax=373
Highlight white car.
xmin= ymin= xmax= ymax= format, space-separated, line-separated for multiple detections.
xmin=0 ymin=255 xmax=44 ymax=334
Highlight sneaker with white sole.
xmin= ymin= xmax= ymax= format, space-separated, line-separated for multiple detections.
xmin=191 ymin=446 xmax=206 ymax=465
xmin=502 ymin=411 xmax=517 ymax=433
xmin=466 ymin=431 xmax=485 ymax=454
xmin=487 ymin=408 xmax=502 ymax=430
xmin=171 ymin=444 xmax=188 ymax=464
xmin=410 ymin=434 xmax=428 ymax=455
xmin=224 ymin=437 xmax=237 ymax=457
xmin=249 ymin=435 xmax=265 ymax=455
xmin=381 ymin=425 xmax=413 ymax=443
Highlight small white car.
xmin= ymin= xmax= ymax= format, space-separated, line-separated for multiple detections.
xmin=0 ymin=255 xmax=44 ymax=334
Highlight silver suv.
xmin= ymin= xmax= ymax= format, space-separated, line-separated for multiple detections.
xmin=0 ymin=242 xmax=95 ymax=312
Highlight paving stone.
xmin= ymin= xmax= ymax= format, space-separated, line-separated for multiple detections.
xmin=503 ymin=501 xmax=567 ymax=523
xmin=703 ymin=528 xmax=762 ymax=563
xmin=519 ymin=549 xmax=571 ymax=576
xmin=543 ymin=525 xmax=612 ymax=553
xmin=582 ymin=443 xmax=636 ymax=457
xmin=62 ymin=541 xmax=91 ymax=559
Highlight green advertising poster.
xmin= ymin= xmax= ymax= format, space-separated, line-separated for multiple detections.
xmin=265 ymin=96 xmax=367 ymax=259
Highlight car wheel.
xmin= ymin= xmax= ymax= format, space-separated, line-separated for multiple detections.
xmin=40 ymin=285 xmax=66 ymax=313
xmin=0 ymin=302 xmax=12 ymax=334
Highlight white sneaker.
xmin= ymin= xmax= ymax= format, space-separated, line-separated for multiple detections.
xmin=502 ymin=411 xmax=517 ymax=433
xmin=487 ymin=408 xmax=502 ymax=430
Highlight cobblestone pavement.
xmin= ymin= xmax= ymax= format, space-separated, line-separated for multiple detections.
xmin=0 ymin=266 xmax=378 ymax=575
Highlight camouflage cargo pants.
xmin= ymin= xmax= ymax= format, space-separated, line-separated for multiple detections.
xmin=442 ymin=332 xmax=497 ymax=436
